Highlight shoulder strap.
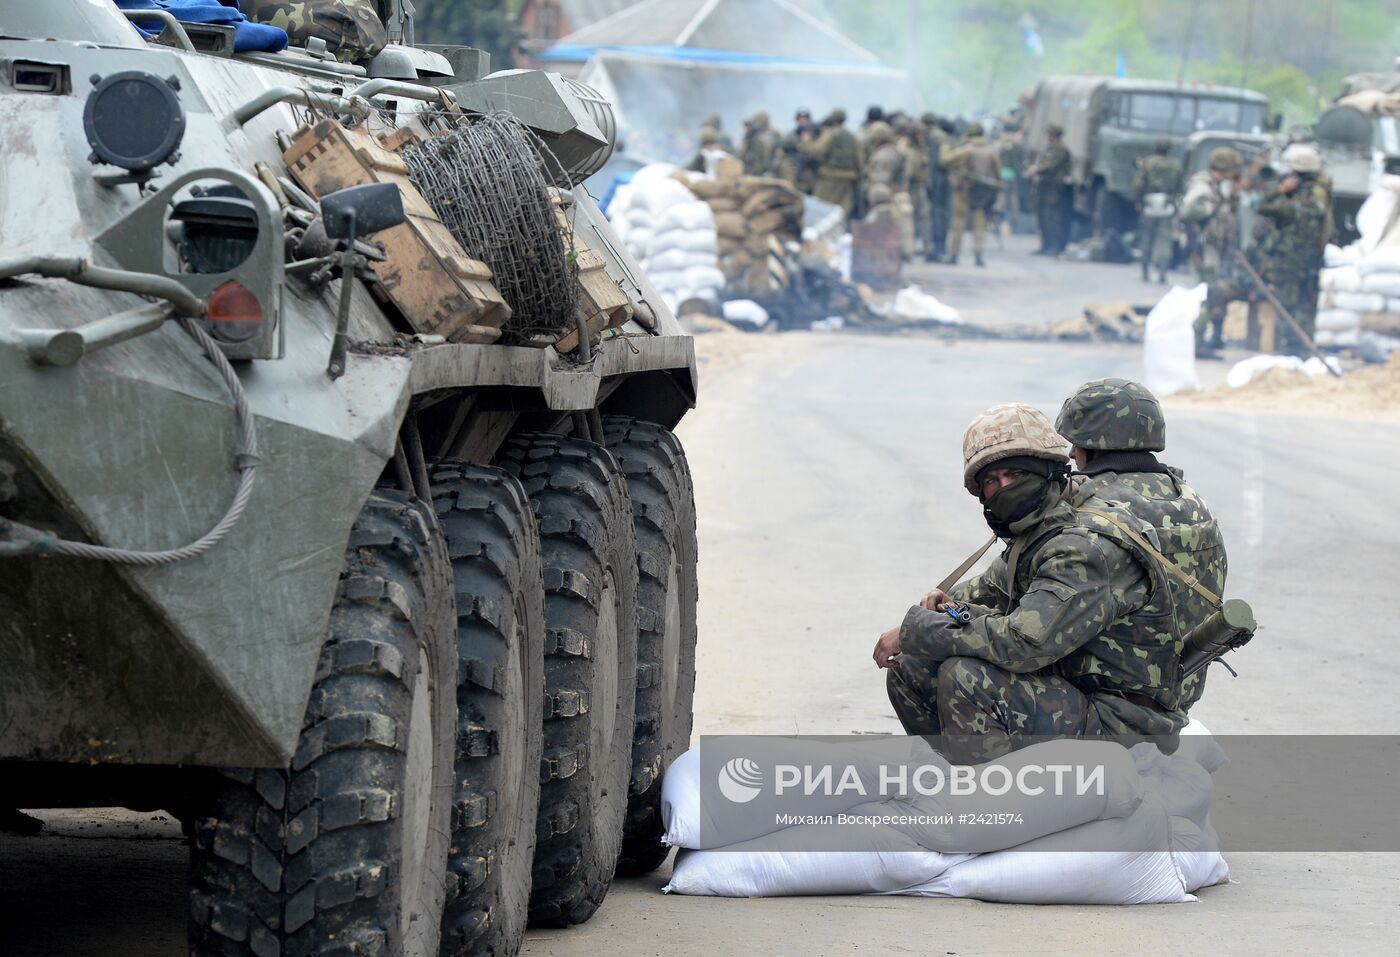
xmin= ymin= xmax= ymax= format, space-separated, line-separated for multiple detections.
xmin=1078 ymin=507 xmax=1222 ymax=607
xmin=936 ymin=534 xmax=998 ymax=594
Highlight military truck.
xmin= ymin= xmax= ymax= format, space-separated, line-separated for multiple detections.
xmin=0 ymin=2 xmax=698 ymax=955
xmin=1312 ymin=93 xmax=1400 ymax=244
xmin=1025 ymin=76 xmax=1275 ymax=237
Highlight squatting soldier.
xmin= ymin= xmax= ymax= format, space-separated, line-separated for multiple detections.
xmin=1028 ymin=123 xmax=1072 ymax=256
xmin=941 ymin=122 xmax=1001 ymax=267
xmin=1056 ymin=379 xmax=1228 ymax=713
xmin=242 ymin=0 xmax=387 ymax=61
xmin=923 ymin=113 xmax=952 ymax=260
xmin=803 ymin=109 xmax=862 ymax=218
xmin=874 ymin=403 xmax=1201 ymax=762
xmin=1179 ymin=147 xmax=1244 ymax=354
xmin=741 ymin=111 xmax=783 ymax=178
xmin=899 ymin=119 xmax=933 ymax=260
xmin=1135 ymin=138 xmax=1183 ymax=284
xmin=1251 ymin=144 xmax=1333 ymax=354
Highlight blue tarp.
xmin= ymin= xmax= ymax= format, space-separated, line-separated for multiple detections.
xmin=116 ymin=0 xmax=288 ymax=53
xmin=539 ymin=43 xmax=881 ymax=69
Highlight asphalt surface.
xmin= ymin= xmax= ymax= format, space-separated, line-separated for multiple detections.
xmin=6 ymin=245 xmax=1399 ymax=955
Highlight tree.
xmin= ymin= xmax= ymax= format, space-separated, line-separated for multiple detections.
xmin=414 ymin=0 xmax=524 ymax=70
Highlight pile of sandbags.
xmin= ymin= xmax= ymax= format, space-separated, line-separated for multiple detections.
xmin=1319 ymin=178 xmax=1400 ymax=350
xmin=680 ymin=159 xmax=805 ymax=294
xmin=607 ymin=163 xmax=725 ymax=312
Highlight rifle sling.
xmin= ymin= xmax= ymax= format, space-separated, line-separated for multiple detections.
xmin=936 ymin=534 xmax=999 ymax=595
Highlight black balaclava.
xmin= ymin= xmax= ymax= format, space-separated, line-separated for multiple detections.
xmin=979 ymin=455 xmax=1070 ymax=537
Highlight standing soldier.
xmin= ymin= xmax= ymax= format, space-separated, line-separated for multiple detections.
xmin=863 ymin=121 xmax=910 ymax=253
xmin=777 ymin=108 xmax=818 ymax=193
xmin=998 ymin=122 xmax=1027 ymax=232
xmin=899 ymin=118 xmax=933 ymax=260
xmin=740 ymin=111 xmax=783 ymax=177
xmin=1027 ymin=123 xmax=1072 ymax=256
xmin=1251 ymin=144 xmax=1333 ymax=355
xmin=803 ymin=109 xmax=862 ymax=218
xmin=923 ymin=113 xmax=951 ymax=262
xmin=941 ymin=122 xmax=1001 ymax=267
xmin=1135 ymin=139 xmax=1183 ymax=284
xmin=700 ymin=113 xmax=735 ymax=153
xmin=1179 ymin=147 xmax=1244 ymax=355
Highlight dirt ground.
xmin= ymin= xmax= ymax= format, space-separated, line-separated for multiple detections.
xmin=1171 ymin=351 xmax=1400 ymax=422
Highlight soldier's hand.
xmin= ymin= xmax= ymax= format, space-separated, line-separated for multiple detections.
xmin=919 ymin=587 xmax=953 ymax=611
xmin=1280 ymin=174 xmax=1299 ymax=195
xmin=873 ymin=627 xmax=902 ymax=669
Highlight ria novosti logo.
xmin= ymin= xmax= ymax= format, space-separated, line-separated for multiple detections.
xmin=717 ymin=757 xmax=764 ymax=803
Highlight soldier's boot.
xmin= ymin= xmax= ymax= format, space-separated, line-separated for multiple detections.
xmin=975 ymin=252 xmax=986 ymax=268
xmin=944 ymin=255 xmax=959 ymax=266
xmin=1208 ymin=318 xmax=1225 ymax=350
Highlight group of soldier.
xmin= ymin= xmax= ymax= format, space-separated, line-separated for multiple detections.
xmin=874 ymin=378 xmax=1228 ymax=763
xmin=692 ymin=107 xmax=1074 ymax=268
xmin=1137 ymin=139 xmax=1334 ymax=357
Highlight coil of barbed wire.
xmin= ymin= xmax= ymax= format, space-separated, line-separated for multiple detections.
xmin=402 ymin=112 xmax=578 ymax=344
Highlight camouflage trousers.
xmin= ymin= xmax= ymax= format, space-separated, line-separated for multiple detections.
xmin=887 ymin=655 xmax=1103 ymax=764
xmin=948 ymin=193 xmax=988 ymax=258
xmin=1263 ymin=277 xmax=1318 ymax=355
xmin=1192 ymin=264 xmax=1242 ymax=346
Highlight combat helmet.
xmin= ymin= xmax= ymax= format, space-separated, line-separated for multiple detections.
xmin=1282 ymin=143 xmax=1323 ymax=174
xmin=1208 ymin=147 xmax=1242 ymax=172
xmin=867 ymin=121 xmax=894 ymax=145
xmin=965 ymin=121 xmax=985 ymax=138
xmin=1055 ymin=378 xmax=1166 ymax=452
xmin=962 ymin=403 xmax=1069 ymax=496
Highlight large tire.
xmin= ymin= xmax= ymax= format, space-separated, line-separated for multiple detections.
xmin=602 ymin=417 xmax=699 ymax=877
xmin=498 ymin=434 xmax=639 ymax=927
xmin=189 ymin=491 xmax=458 ymax=957
xmin=430 ymin=462 xmax=545 ymax=957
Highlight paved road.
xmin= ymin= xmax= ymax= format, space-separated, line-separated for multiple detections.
xmin=6 ymin=333 xmax=1398 ymax=955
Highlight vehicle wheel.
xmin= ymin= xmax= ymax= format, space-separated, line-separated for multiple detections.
xmin=602 ymin=417 xmax=699 ymax=876
xmin=498 ymin=434 xmax=639 ymax=927
xmin=430 ymin=462 xmax=545 ymax=957
xmin=1091 ymin=181 xmax=1108 ymax=237
xmin=189 ymin=491 xmax=458 ymax=957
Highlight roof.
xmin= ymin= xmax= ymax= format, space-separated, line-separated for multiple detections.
xmin=557 ymin=0 xmax=638 ymax=29
xmin=549 ymin=0 xmax=874 ymax=64
xmin=1036 ymin=75 xmax=1268 ymax=103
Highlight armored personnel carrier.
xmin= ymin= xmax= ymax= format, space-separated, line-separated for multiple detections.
xmin=0 ymin=2 xmax=698 ymax=954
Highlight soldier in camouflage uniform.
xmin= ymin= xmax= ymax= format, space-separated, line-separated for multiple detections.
xmin=740 ymin=111 xmax=783 ymax=177
xmin=941 ymin=122 xmax=1001 ymax=266
xmin=241 ymin=0 xmax=387 ymax=62
xmin=874 ymin=403 xmax=1198 ymax=763
xmin=1056 ymin=379 xmax=1229 ymax=713
xmin=777 ymin=108 xmax=818 ymax=193
xmin=923 ymin=113 xmax=951 ymax=260
xmin=700 ymin=113 xmax=736 ymax=153
xmin=1251 ymin=144 xmax=1333 ymax=355
xmin=1135 ymin=138 xmax=1183 ymax=284
xmin=1179 ymin=147 xmax=1244 ymax=354
xmin=897 ymin=118 xmax=932 ymax=260
xmin=1028 ymin=124 xmax=1072 ymax=256
xmin=803 ymin=109 xmax=862 ymax=218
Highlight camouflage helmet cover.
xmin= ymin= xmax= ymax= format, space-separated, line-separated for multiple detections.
xmin=1046 ymin=123 xmax=1064 ymax=137
xmin=1208 ymin=146 xmax=1242 ymax=172
xmin=1282 ymin=142 xmax=1324 ymax=173
xmin=830 ymin=108 xmax=847 ymax=124
xmin=962 ymin=403 xmax=1070 ymax=495
xmin=1055 ymin=378 xmax=1166 ymax=452
xmin=965 ymin=121 xmax=985 ymax=137
xmin=867 ymin=121 xmax=894 ymax=144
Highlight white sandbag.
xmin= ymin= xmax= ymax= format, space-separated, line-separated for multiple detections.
xmin=1324 ymin=243 xmax=1359 ymax=267
xmin=1331 ymin=291 xmax=1386 ymax=313
xmin=1314 ymin=329 xmax=1359 ymax=347
xmin=720 ymin=299 xmax=772 ymax=331
xmin=1227 ymin=354 xmax=1304 ymax=388
xmin=664 ymin=825 xmax=971 ymax=897
xmin=907 ymin=796 xmax=1191 ymax=904
xmin=684 ymin=265 xmax=726 ymax=292
xmin=1169 ymin=817 xmax=1231 ymax=892
xmin=892 ymin=284 xmax=960 ymax=322
xmin=680 ymin=250 xmax=720 ymax=270
xmin=1359 ymin=271 xmax=1400 ymax=297
xmin=1316 ymin=308 xmax=1361 ymax=332
xmin=1319 ymin=266 xmax=1361 ymax=293
xmin=656 ymin=200 xmax=717 ymax=234
xmin=673 ymin=230 xmax=719 ymax=255
xmin=1388 ymin=298 xmax=1400 ymax=314
xmin=1355 ymin=247 xmax=1400 ymax=276
xmin=605 ymin=183 xmax=634 ymax=221
xmin=1144 ymin=284 xmax=1206 ymax=396
xmin=1355 ymin=187 xmax=1398 ymax=251
xmin=644 ymin=269 xmax=687 ymax=295
xmin=647 ymin=248 xmax=690 ymax=274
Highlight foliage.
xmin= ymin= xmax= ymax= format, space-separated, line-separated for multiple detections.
xmin=413 ymin=0 xmax=525 ymax=69
xmin=831 ymin=0 xmax=1400 ymax=124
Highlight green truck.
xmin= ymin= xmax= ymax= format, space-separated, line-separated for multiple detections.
xmin=1026 ymin=76 xmax=1275 ymax=238
xmin=0 ymin=2 xmax=698 ymax=954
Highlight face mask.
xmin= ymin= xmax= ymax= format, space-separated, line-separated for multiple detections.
xmin=982 ymin=475 xmax=1051 ymax=537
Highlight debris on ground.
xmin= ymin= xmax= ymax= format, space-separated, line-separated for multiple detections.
xmin=1170 ymin=349 xmax=1400 ymax=421
xmin=1224 ymin=354 xmax=1341 ymax=388
xmin=890 ymin=284 xmax=961 ymax=323
xmin=1046 ymin=300 xmax=1147 ymax=341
